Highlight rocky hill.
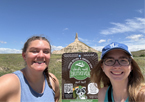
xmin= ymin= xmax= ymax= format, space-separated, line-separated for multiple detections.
xmin=52 ymin=33 xmax=99 ymax=54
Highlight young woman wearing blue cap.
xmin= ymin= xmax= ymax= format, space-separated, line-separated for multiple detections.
xmin=0 ymin=36 xmax=60 ymax=102
xmin=91 ymin=42 xmax=145 ymax=102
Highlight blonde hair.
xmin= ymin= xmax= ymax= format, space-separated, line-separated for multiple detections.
xmin=91 ymin=58 xmax=145 ymax=101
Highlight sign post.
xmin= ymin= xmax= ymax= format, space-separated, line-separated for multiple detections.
xmin=62 ymin=52 xmax=99 ymax=102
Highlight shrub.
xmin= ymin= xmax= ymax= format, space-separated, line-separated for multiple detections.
xmin=140 ymin=54 xmax=145 ymax=57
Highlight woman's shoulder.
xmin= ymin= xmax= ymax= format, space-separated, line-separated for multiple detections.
xmin=140 ymin=83 xmax=145 ymax=90
xmin=49 ymin=73 xmax=59 ymax=89
xmin=98 ymin=86 xmax=109 ymax=102
xmin=49 ymin=72 xmax=59 ymax=84
xmin=49 ymin=73 xmax=58 ymax=80
xmin=0 ymin=73 xmax=20 ymax=88
xmin=0 ymin=73 xmax=20 ymax=99
xmin=49 ymin=72 xmax=60 ymax=102
xmin=137 ymin=83 xmax=145 ymax=101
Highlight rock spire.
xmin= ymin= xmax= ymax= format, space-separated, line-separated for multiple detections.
xmin=75 ymin=33 xmax=79 ymax=41
xmin=52 ymin=33 xmax=98 ymax=54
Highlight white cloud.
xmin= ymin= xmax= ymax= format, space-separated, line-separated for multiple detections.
xmin=63 ymin=28 xmax=69 ymax=31
xmin=107 ymin=39 xmax=111 ymax=42
xmin=98 ymin=39 xmax=106 ymax=43
xmin=78 ymin=37 xmax=89 ymax=42
xmin=92 ymin=46 xmax=104 ymax=52
xmin=121 ymin=38 xmax=145 ymax=51
xmin=0 ymin=48 xmax=22 ymax=53
xmin=136 ymin=9 xmax=143 ymax=14
xmin=126 ymin=34 xmax=143 ymax=41
xmin=51 ymin=45 xmax=64 ymax=51
xmin=0 ymin=45 xmax=64 ymax=53
xmin=92 ymin=43 xmax=145 ymax=52
xmin=0 ymin=41 xmax=7 ymax=44
xmin=21 ymin=41 xmax=24 ymax=45
xmin=128 ymin=44 xmax=145 ymax=51
xmin=78 ymin=37 xmax=95 ymax=45
xmin=100 ymin=17 xmax=145 ymax=35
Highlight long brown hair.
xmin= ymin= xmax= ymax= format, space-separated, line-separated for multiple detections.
xmin=22 ymin=36 xmax=56 ymax=93
xmin=91 ymin=60 xmax=111 ymax=89
xmin=91 ymin=58 xmax=144 ymax=101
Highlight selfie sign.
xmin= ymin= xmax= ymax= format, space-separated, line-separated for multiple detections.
xmin=62 ymin=52 xmax=99 ymax=102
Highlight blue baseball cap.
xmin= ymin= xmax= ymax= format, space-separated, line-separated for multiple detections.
xmin=101 ymin=42 xmax=132 ymax=59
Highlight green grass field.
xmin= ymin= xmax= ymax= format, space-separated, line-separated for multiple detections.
xmin=0 ymin=51 xmax=145 ymax=102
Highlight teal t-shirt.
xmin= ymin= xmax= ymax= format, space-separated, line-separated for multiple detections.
xmin=104 ymin=86 xmax=129 ymax=102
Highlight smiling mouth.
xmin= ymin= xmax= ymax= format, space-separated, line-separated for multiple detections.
xmin=34 ymin=61 xmax=46 ymax=64
xmin=111 ymin=71 xmax=123 ymax=75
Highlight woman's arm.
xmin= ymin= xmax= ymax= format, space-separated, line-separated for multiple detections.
xmin=0 ymin=74 xmax=20 ymax=102
xmin=49 ymin=73 xmax=60 ymax=102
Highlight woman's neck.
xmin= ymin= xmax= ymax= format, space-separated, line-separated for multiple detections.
xmin=111 ymin=80 xmax=128 ymax=102
xmin=21 ymin=67 xmax=45 ymax=93
xmin=21 ymin=67 xmax=44 ymax=83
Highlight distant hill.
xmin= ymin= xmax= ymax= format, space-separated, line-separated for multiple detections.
xmin=131 ymin=50 xmax=145 ymax=57
xmin=52 ymin=33 xmax=99 ymax=54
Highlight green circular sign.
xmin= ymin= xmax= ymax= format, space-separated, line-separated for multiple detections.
xmin=70 ymin=60 xmax=90 ymax=80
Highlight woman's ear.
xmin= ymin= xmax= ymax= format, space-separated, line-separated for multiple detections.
xmin=22 ymin=52 xmax=26 ymax=61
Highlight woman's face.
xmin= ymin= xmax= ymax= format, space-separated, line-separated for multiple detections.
xmin=101 ymin=49 xmax=132 ymax=82
xmin=22 ymin=40 xmax=51 ymax=72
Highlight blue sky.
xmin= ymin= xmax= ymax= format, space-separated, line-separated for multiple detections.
xmin=0 ymin=0 xmax=144 ymax=53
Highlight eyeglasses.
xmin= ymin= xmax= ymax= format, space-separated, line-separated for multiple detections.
xmin=103 ymin=57 xmax=131 ymax=66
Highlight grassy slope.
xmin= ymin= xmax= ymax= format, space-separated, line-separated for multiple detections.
xmin=0 ymin=54 xmax=62 ymax=102
xmin=0 ymin=51 xmax=145 ymax=102
xmin=132 ymin=50 xmax=145 ymax=57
